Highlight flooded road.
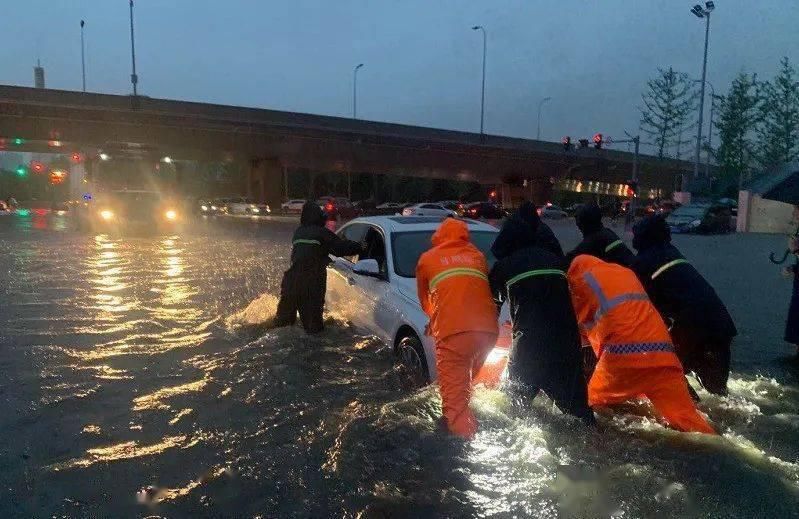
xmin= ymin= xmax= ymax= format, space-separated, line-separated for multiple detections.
xmin=1 ymin=211 xmax=798 ymax=517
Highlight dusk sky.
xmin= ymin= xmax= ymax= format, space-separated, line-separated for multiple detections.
xmin=1 ymin=1 xmax=797 ymax=155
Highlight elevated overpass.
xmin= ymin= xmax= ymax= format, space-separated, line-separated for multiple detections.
xmin=0 ymin=85 xmax=691 ymax=206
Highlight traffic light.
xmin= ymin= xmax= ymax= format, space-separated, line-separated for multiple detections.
xmin=562 ymin=136 xmax=572 ymax=152
xmin=30 ymin=161 xmax=45 ymax=174
xmin=15 ymin=165 xmax=28 ymax=177
xmin=13 ymin=137 xmax=25 ymax=146
xmin=578 ymin=138 xmax=589 ymax=149
xmin=625 ymin=179 xmax=639 ymax=197
xmin=71 ymin=152 xmax=82 ymax=163
xmin=50 ymin=170 xmax=67 ymax=185
xmin=593 ymin=133 xmax=603 ymax=149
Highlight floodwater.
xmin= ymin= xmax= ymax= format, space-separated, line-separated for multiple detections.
xmin=1 ymin=210 xmax=798 ymax=517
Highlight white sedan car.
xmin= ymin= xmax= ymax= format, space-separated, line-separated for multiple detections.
xmin=226 ymin=197 xmax=270 ymax=215
xmin=326 ymin=216 xmax=510 ymax=383
xmin=402 ymin=203 xmax=457 ymax=217
xmin=281 ymin=199 xmax=306 ymax=213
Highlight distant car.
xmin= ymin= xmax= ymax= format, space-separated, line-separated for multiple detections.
xmin=81 ymin=190 xmax=182 ymax=230
xmin=376 ymin=202 xmax=403 ymax=210
xmin=402 ymin=203 xmax=457 ymax=217
xmin=197 ymin=199 xmax=213 ymax=214
xmin=208 ymin=198 xmax=232 ymax=214
xmin=666 ymin=203 xmax=733 ymax=234
xmin=464 ymin=202 xmax=505 ymax=219
xmin=437 ymin=200 xmax=465 ymax=215
xmin=226 ymin=197 xmax=270 ymax=215
xmin=281 ymin=199 xmax=306 ymax=214
xmin=317 ymin=196 xmax=357 ymax=219
xmin=326 ymin=215 xmax=511 ymax=383
xmin=539 ymin=204 xmax=568 ymax=219
xmin=656 ymin=201 xmax=680 ymax=216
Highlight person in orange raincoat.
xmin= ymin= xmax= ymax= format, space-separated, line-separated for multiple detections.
xmin=417 ymin=218 xmax=499 ymax=439
xmin=567 ymin=254 xmax=716 ymax=434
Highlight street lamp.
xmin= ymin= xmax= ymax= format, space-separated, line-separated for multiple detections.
xmin=129 ymin=0 xmax=138 ymax=96
xmin=694 ymin=79 xmax=716 ymax=180
xmin=80 ymin=20 xmax=86 ymax=92
xmin=536 ymin=97 xmax=551 ymax=140
xmin=352 ymin=63 xmax=364 ymax=119
xmin=688 ymin=1 xmax=715 ymax=191
xmin=472 ymin=25 xmax=487 ymax=135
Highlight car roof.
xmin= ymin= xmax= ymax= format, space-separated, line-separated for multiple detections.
xmin=344 ymin=215 xmax=498 ymax=233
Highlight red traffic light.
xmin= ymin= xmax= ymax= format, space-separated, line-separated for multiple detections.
xmin=30 ymin=161 xmax=45 ymax=173
xmin=489 ymin=190 xmax=497 ymax=198
xmin=71 ymin=152 xmax=82 ymax=163
xmin=593 ymin=133 xmax=603 ymax=144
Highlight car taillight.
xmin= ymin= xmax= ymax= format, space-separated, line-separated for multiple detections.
xmin=325 ymin=203 xmax=334 ymax=211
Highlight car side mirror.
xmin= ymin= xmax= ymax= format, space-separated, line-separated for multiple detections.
xmin=353 ymin=258 xmax=382 ymax=278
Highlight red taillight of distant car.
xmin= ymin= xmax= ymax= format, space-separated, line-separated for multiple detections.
xmin=325 ymin=203 xmax=334 ymax=212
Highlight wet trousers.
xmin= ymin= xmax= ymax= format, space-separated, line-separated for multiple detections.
xmin=671 ymin=327 xmax=732 ymax=396
xmin=273 ymin=269 xmax=325 ymax=333
xmin=435 ymin=331 xmax=497 ymax=439
xmin=589 ymin=364 xmax=716 ymax=434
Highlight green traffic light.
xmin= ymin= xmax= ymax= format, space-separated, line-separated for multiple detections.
xmin=13 ymin=138 xmax=24 ymax=145
xmin=15 ymin=165 xmax=27 ymax=177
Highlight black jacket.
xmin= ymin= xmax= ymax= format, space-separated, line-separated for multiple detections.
xmin=631 ymin=215 xmax=737 ymax=340
xmin=491 ymin=201 xmax=564 ymax=259
xmin=287 ymin=202 xmax=362 ymax=277
xmin=566 ymin=205 xmax=635 ymax=266
xmin=489 ymin=205 xmax=591 ymax=419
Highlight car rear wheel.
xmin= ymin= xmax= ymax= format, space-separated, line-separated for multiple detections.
xmin=397 ymin=333 xmax=430 ymax=386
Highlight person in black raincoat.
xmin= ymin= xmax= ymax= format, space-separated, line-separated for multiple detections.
xmin=489 ymin=205 xmax=594 ymax=424
xmin=781 ymin=206 xmax=799 ymax=360
xmin=272 ymin=202 xmax=363 ymax=333
xmin=631 ymin=215 xmax=737 ymax=395
xmin=496 ymin=201 xmax=563 ymax=257
xmin=566 ymin=204 xmax=635 ymax=267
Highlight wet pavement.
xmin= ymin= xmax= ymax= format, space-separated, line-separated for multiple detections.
xmin=0 ymin=210 xmax=798 ymax=517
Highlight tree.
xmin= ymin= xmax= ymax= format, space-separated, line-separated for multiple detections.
xmin=757 ymin=57 xmax=799 ymax=169
xmin=715 ymin=72 xmax=760 ymax=185
xmin=639 ymin=67 xmax=698 ymax=159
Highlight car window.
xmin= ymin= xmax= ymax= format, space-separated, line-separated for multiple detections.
xmin=338 ymin=223 xmax=369 ymax=263
xmin=421 ymin=204 xmax=440 ymax=210
xmin=391 ymin=230 xmax=497 ymax=278
xmin=361 ymin=227 xmax=388 ymax=276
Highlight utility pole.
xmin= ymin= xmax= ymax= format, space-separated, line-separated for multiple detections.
xmin=611 ymin=133 xmax=640 ymax=231
xmin=80 ymin=20 xmax=86 ymax=92
xmin=352 ymin=63 xmax=364 ymax=119
xmin=689 ymin=2 xmax=716 ymax=191
xmin=129 ymin=0 xmax=138 ymax=97
xmin=472 ymin=26 xmax=487 ymax=136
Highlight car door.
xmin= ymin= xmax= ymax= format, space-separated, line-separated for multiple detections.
xmin=326 ymin=222 xmax=370 ymax=325
xmin=349 ymin=226 xmax=394 ymax=341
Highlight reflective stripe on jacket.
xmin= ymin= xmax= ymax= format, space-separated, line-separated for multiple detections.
xmin=567 ymin=254 xmax=681 ymax=370
xmin=417 ymin=219 xmax=499 ymax=341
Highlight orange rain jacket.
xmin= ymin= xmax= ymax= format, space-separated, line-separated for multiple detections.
xmin=567 ymin=254 xmax=715 ymax=434
xmin=416 ymin=219 xmax=499 ymax=340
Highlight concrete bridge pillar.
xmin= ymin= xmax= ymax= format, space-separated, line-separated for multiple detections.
xmin=249 ymin=158 xmax=283 ymax=208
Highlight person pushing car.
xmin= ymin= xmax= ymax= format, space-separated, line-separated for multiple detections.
xmin=271 ymin=201 xmax=363 ymax=333
xmin=566 ymin=203 xmax=635 ymax=267
xmin=416 ymin=218 xmax=499 ymax=439
xmin=568 ymin=254 xmax=716 ymax=434
xmin=631 ymin=215 xmax=736 ymax=396
xmin=489 ymin=205 xmax=594 ymax=424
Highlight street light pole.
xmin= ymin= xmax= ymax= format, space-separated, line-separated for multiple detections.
xmin=689 ymin=2 xmax=715 ymax=191
xmin=129 ymin=0 xmax=138 ymax=96
xmin=536 ymin=96 xmax=551 ymax=140
xmin=80 ymin=20 xmax=86 ymax=92
xmin=352 ymin=63 xmax=364 ymax=119
xmin=472 ymin=26 xmax=487 ymax=135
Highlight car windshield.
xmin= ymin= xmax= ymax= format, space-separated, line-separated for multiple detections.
xmin=392 ymin=230 xmax=497 ymax=278
xmin=670 ymin=205 xmax=708 ymax=218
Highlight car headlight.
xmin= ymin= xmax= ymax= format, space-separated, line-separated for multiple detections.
xmin=211 ymin=205 xmax=217 ymax=211
xmin=201 ymin=205 xmax=208 ymax=211
xmin=100 ymin=209 xmax=114 ymax=220
xmin=688 ymin=219 xmax=701 ymax=227
xmin=252 ymin=207 xmax=260 ymax=213
xmin=165 ymin=210 xmax=177 ymax=220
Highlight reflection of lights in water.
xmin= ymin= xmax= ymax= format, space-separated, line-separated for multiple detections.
xmin=49 ymin=435 xmax=195 ymax=471
xmin=132 ymin=377 xmax=209 ymax=411
xmin=89 ymin=235 xmax=133 ymax=312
